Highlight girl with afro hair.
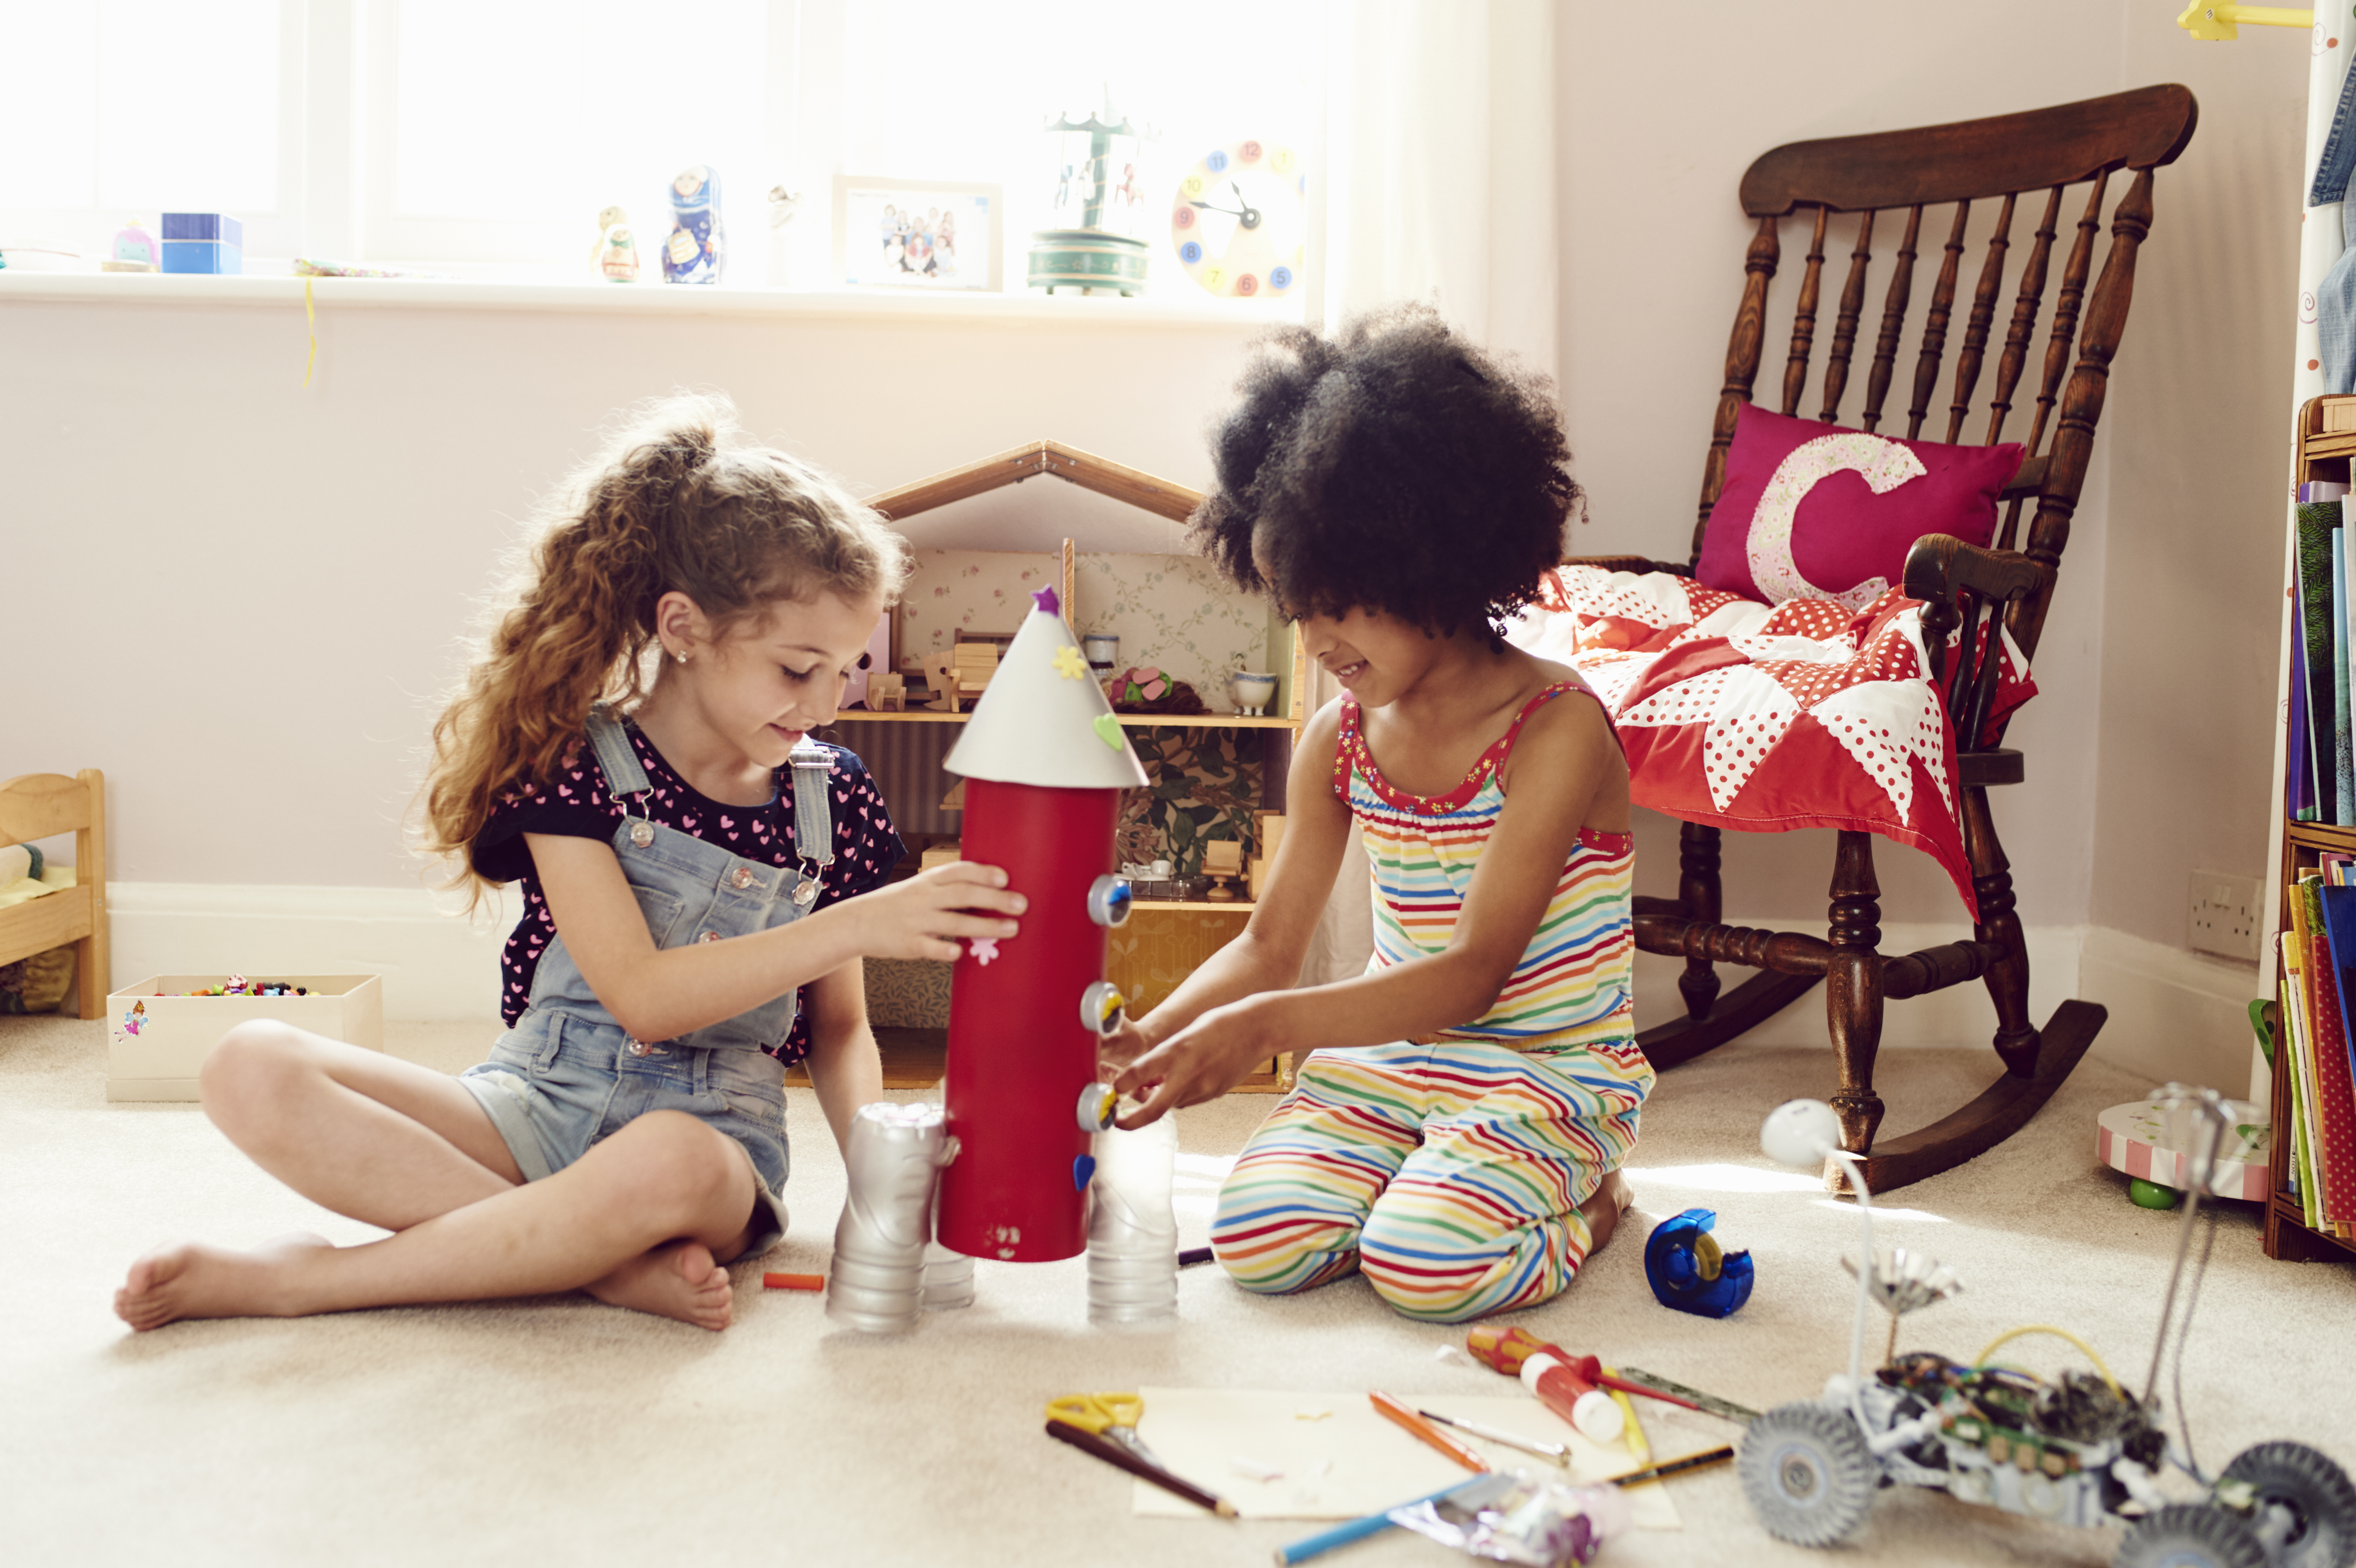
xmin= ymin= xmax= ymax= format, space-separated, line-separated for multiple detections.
xmin=1104 ymin=305 xmax=1647 ymax=1322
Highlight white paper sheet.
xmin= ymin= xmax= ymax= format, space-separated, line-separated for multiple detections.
xmin=1130 ymin=1387 xmax=1689 ymax=1527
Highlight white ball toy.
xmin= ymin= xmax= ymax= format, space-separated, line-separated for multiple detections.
xmin=1761 ymin=1098 xmax=1843 ymax=1169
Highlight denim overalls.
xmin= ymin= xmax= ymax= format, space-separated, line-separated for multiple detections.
xmin=458 ymin=708 xmax=835 ymax=1253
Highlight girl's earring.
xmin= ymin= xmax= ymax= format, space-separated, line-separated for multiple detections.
xmin=673 ymin=648 xmax=689 ymax=665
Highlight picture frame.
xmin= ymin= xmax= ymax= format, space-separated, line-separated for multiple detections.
xmin=832 ymin=177 xmax=1003 ymax=291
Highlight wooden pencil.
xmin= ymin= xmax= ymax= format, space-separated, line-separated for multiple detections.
xmin=1610 ymin=1445 xmax=1736 ymax=1487
xmin=1044 ymin=1419 xmax=1238 ymax=1517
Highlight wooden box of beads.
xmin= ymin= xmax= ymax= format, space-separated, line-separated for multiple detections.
xmin=105 ymin=974 xmax=385 ymax=1103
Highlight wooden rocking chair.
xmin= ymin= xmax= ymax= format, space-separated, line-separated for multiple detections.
xmin=1571 ymin=85 xmax=2199 ymax=1192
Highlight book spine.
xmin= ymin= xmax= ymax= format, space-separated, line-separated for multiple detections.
xmin=2286 ymin=935 xmax=2321 ymax=1219
xmin=2337 ymin=526 xmax=2353 ymax=825
xmin=2297 ymin=505 xmax=2339 ymax=820
xmin=2294 ymin=615 xmax=2317 ymax=820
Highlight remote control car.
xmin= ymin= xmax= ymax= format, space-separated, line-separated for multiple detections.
xmin=1738 ymin=1091 xmax=2356 ymax=1568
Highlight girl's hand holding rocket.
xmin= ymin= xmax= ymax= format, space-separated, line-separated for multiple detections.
xmin=841 ymin=861 xmax=1025 ymax=963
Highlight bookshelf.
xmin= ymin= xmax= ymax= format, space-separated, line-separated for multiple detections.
xmin=2267 ymin=395 xmax=2356 ymax=1263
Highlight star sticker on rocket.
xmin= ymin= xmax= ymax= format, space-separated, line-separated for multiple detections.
xmin=968 ymin=936 xmax=1001 ymax=966
xmin=1051 ymin=645 xmax=1089 ymax=680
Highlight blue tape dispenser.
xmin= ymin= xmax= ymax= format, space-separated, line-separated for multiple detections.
xmin=1644 ymin=1207 xmax=1754 ymax=1318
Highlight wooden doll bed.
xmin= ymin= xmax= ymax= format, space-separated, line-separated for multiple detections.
xmin=0 ymin=770 xmax=109 ymax=1018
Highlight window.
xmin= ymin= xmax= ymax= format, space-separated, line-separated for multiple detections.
xmin=0 ymin=0 xmax=301 ymax=257
xmin=0 ymin=0 xmax=1324 ymax=300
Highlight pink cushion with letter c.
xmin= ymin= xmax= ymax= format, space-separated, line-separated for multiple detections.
xmin=1693 ymin=403 xmax=2022 ymax=610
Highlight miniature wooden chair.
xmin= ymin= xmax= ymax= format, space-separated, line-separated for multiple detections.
xmin=0 ymin=770 xmax=110 ymax=1019
xmin=1571 ymin=86 xmax=2197 ymax=1190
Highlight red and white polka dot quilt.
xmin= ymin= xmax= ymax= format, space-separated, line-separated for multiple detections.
xmin=1508 ymin=565 xmax=2036 ymax=919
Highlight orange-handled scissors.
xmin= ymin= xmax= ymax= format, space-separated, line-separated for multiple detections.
xmin=1045 ymin=1391 xmax=1164 ymax=1468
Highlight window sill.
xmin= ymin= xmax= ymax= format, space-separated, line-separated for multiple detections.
xmin=0 ymin=270 xmax=1302 ymax=329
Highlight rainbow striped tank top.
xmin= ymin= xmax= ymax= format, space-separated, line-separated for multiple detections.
xmin=1334 ymin=680 xmax=1636 ymax=1050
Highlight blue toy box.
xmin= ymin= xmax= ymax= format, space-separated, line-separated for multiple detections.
xmin=160 ymin=213 xmax=243 ymax=275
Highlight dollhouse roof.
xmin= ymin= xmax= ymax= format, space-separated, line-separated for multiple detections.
xmin=942 ymin=594 xmax=1151 ymax=791
xmin=868 ymin=440 xmax=1200 ymax=524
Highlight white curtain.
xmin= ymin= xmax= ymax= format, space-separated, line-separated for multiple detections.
xmin=1312 ymin=0 xmax=1559 ymax=374
xmin=1293 ymin=0 xmax=1559 ymax=988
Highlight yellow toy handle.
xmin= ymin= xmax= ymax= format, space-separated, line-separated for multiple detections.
xmin=2177 ymin=3 xmax=2314 ymax=41
xmin=1973 ymin=1325 xmax=2121 ymax=1396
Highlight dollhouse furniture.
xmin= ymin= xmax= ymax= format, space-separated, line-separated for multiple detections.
xmin=1566 ymin=86 xmax=2197 ymax=1190
xmin=0 ymin=769 xmax=109 ymax=1019
xmin=810 ymin=440 xmax=1305 ymax=1090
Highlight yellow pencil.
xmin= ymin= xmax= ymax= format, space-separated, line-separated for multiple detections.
xmin=1603 ymin=1367 xmax=1649 ymax=1465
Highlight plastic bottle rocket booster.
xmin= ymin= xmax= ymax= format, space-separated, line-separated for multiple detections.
xmin=1465 ymin=1324 xmax=1624 ymax=1444
xmin=826 ymin=1102 xmax=955 ymax=1332
xmin=1080 ymin=1082 xmax=1177 ymax=1325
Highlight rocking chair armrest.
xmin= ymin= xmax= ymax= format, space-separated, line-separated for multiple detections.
xmin=1900 ymin=535 xmax=2045 ymax=615
xmin=1559 ymin=554 xmax=1692 ymax=578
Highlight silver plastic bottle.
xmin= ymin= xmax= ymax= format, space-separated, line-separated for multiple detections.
xmin=826 ymin=1102 xmax=953 ymax=1332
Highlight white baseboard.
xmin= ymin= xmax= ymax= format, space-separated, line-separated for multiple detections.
xmin=106 ymin=883 xmax=506 ymax=1023
xmin=98 ymin=885 xmax=2269 ymax=1095
xmin=2074 ymin=925 xmax=2265 ymax=1101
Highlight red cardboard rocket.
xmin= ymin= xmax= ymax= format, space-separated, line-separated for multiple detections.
xmin=936 ymin=587 xmax=1150 ymax=1262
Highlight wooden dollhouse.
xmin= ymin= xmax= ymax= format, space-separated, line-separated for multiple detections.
xmin=791 ymin=440 xmax=1309 ymax=1091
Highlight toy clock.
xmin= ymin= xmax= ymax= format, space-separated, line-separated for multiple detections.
xmin=1170 ymin=140 xmax=1305 ymax=299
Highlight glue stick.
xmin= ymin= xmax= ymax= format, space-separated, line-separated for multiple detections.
xmin=1519 ymin=1351 xmax=1625 ymax=1445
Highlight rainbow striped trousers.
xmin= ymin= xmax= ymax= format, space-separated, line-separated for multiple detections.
xmin=1210 ymin=1038 xmax=1652 ymax=1322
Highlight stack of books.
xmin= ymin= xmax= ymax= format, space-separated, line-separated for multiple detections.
xmin=2278 ymin=864 xmax=2356 ymax=1236
xmin=2292 ymin=478 xmax=2356 ymax=822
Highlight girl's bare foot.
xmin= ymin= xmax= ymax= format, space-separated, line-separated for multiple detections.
xmin=114 ymin=1232 xmax=333 ymax=1331
xmin=584 ymin=1239 xmax=734 ymax=1331
xmin=1579 ymin=1170 xmax=1634 ymax=1257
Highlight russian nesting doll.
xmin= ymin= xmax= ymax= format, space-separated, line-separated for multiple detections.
xmin=662 ymin=165 xmax=725 ymax=285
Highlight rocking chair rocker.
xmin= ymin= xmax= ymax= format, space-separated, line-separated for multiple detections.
xmin=1571 ymin=85 xmax=2199 ymax=1192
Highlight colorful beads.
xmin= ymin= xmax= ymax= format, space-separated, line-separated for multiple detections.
xmin=167 ymin=976 xmax=310 ymax=997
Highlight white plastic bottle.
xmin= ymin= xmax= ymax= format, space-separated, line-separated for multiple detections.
xmin=1085 ymin=1111 xmax=1178 ymax=1325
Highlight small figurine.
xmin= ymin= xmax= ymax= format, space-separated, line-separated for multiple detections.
xmin=662 ymin=166 xmax=725 ymax=285
xmin=598 ymin=221 xmax=640 ymax=283
xmin=105 ymin=220 xmax=159 ymax=273
xmin=588 ymin=205 xmax=627 ymax=270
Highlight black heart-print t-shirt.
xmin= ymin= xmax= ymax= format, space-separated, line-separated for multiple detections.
xmin=471 ymin=718 xmax=905 ymax=1063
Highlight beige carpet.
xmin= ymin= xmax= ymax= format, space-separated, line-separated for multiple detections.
xmin=4 ymin=1014 xmax=2351 ymax=1568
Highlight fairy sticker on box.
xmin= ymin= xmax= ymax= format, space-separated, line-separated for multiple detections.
xmin=117 ymin=999 xmax=146 ymax=1040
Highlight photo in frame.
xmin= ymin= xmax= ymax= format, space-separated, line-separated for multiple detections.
xmin=833 ymin=178 xmax=1002 ymax=291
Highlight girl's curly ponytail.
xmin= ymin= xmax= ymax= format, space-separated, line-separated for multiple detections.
xmin=419 ymin=395 xmax=905 ymax=907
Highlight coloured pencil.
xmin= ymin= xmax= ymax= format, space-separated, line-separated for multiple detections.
xmin=761 ymin=1272 xmax=825 ymax=1291
xmin=1044 ymin=1418 xmax=1237 ymax=1516
xmin=1369 ymin=1389 xmax=1489 ymax=1472
xmin=1610 ymin=1445 xmax=1737 ymax=1487
xmin=1178 ymin=1245 xmax=1216 ymax=1268
xmin=1602 ymin=1369 xmax=1649 ymax=1464
xmin=1273 ymin=1474 xmax=1516 ymax=1566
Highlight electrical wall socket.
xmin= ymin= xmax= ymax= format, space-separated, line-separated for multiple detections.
xmin=2188 ymin=870 xmax=2263 ymax=962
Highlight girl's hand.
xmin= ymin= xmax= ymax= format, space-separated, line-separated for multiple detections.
xmin=1111 ymin=995 xmax=1287 ymax=1128
xmin=1095 ymin=1016 xmax=1157 ymax=1080
xmin=845 ymin=862 xmax=1024 ymax=963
